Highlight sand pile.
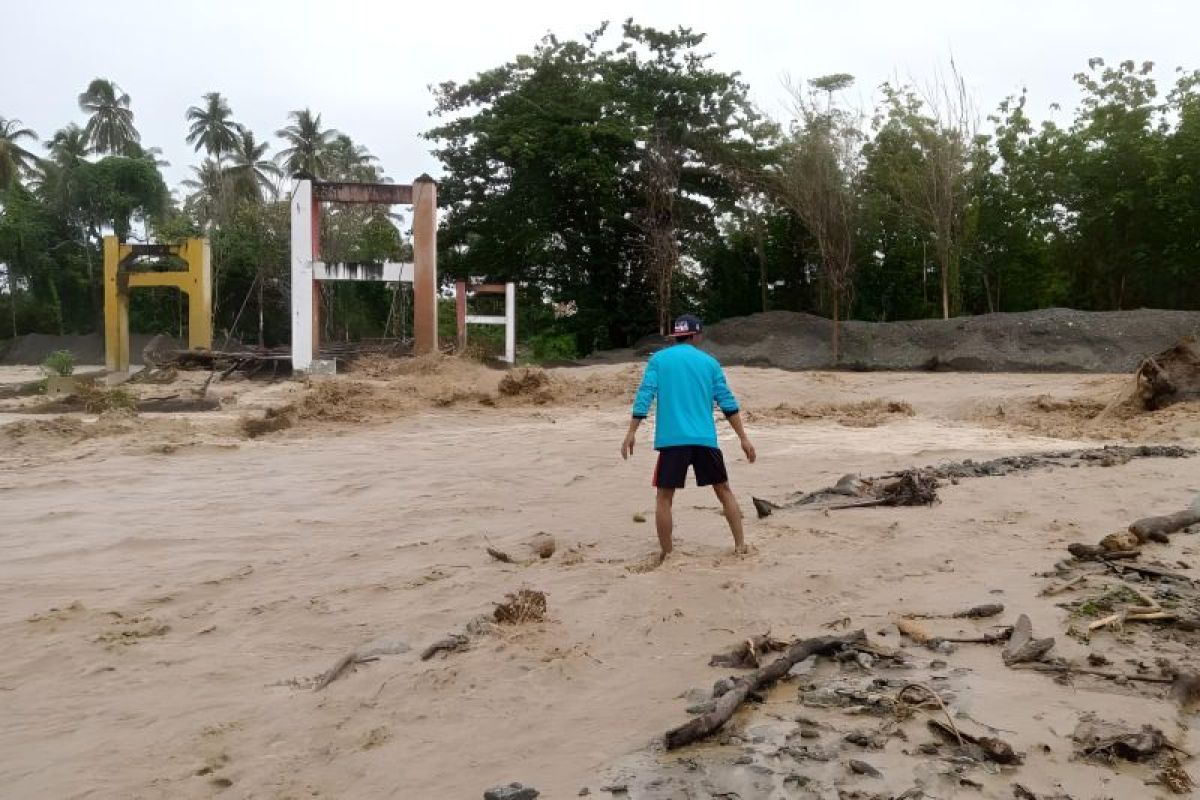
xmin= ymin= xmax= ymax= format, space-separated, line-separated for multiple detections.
xmin=612 ymin=308 xmax=1200 ymax=373
xmin=747 ymin=399 xmax=915 ymax=428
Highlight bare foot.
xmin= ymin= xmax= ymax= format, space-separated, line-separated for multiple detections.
xmin=732 ymin=543 xmax=754 ymax=556
xmin=626 ymin=551 xmax=669 ymax=573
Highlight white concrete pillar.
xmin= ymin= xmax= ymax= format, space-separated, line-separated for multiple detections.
xmin=505 ymin=282 xmax=516 ymax=364
xmin=290 ymin=180 xmax=314 ymax=371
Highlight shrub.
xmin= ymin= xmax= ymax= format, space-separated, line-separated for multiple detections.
xmin=42 ymin=350 xmax=75 ymax=377
xmin=528 ymin=332 xmax=577 ymax=363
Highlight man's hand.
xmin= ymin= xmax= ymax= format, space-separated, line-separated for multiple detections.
xmin=622 ymin=418 xmax=642 ymax=460
xmin=741 ymin=436 xmax=757 ymax=464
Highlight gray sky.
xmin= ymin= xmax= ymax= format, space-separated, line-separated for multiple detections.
xmin=2 ymin=0 xmax=1195 ymax=194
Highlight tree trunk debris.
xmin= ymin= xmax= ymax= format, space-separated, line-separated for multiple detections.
xmin=664 ymin=630 xmax=866 ymax=750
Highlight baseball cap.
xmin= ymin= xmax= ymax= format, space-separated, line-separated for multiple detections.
xmin=668 ymin=314 xmax=703 ymax=337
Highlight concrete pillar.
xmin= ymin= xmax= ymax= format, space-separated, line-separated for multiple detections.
xmin=504 ymin=282 xmax=516 ymax=364
xmin=102 ymin=235 xmax=129 ymax=372
xmin=412 ymin=174 xmax=438 ymax=356
xmin=290 ymin=180 xmax=314 ymax=371
xmin=455 ymin=280 xmax=467 ymax=351
xmin=185 ymin=238 xmax=213 ymax=350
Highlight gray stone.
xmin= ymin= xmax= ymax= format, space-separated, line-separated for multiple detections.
xmin=484 ymin=783 xmax=539 ymax=800
xmin=848 ymin=759 xmax=883 ymax=778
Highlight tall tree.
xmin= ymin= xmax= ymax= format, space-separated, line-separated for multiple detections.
xmin=770 ymin=74 xmax=863 ymax=359
xmin=78 ymin=78 xmax=140 ymax=155
xmin=275 ymin=109 xmax=336 ymax=177
xmin=185 ymin=91 xmax=240 ymax=170
xmin=872 ymin=65 xmax=981 ymax=318
xmin=325 ymin=134 xmax=379 ymax=181
xmin=0 ymin=117 xmax=40 ymax=190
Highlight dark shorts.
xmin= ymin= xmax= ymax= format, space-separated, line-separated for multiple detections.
xmin=653 ymin=446 xmax=728 ymax=489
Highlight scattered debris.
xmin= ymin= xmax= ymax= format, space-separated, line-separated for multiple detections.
xmin=1155 ymin=759 xmax=1196 ymax=795
xmin=483 ymin=782 xmax=540 ymax=800
xmin=1002 ymin=615 xmax=1055 ymax=665
xmin=664 ymin=630 xmax=866 ymax=750
xmin=1010 ymin=663 xmax=1174 ymax=685
xmin=709 ymin=634 xmax=787 ymax=669
xmin=1012 ymin=784 xmax=1075 ymax=800
xmin=528 ymin=533 xmax=556 ymax=559
xmin=494 ymin=589 xmax=548 ymax=625
xmin=847 ymin=759 xmax=883 ymax=778
xmin=926 ymin=719 xmax=1022 ymax=765
xmin=1073 ymin=718 xmax=1173 ymax=763
xmin=1136 ymin=337 xmax=1200 ymax=410
xmin=486 ymin=546 xmax=515 ymax=564
xmin=314 ymin=636 xmax=411 ymax=690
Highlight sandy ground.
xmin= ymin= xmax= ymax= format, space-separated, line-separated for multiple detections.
xmin=2 ymin=362 xmax=1200 ymax=799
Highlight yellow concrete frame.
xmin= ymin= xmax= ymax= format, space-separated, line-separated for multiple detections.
xmin=103 ymin=235 xmax=213 ymax=372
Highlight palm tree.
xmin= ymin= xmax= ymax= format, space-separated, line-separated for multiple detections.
xmin=0 ymin=117 xmax=40 ymax=189
xmin=275 ymin=108 xmax=337 ymax=177
xmin=78 ymin=78 xmax=140 ymax=154
xmin=46 ymin=123 xmax=89 ymax=168
xmin=181 ymin=159 xmax=227 ymax=227
xmin=326 ymin=133 xmax=380 ymax=181
xmin=185 ymin=92 xmax=240 ymax=164
xmin=228 ymin=129 xmax=282 ymax=201
xmin=124 ymin=141 xmax=171 ymax=168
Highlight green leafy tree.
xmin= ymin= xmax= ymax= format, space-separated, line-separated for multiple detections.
xmin=78 ymin=78 xmax=140 ymax=155
xmin=185 ymin=92 xmax=240 ymax=163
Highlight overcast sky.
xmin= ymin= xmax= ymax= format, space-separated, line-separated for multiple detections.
xmin=2 ymin=0 xmax=1194 ymax=194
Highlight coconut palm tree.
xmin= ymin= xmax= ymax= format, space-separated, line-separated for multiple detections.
xmin=275 ymin=108 xmax=337 ymax=177
xmin=181 ymin=159 xmax=227 ymax=227
xmin=326 ymin=133 xmax=380 ymax=181
xmin=78 ymin=78 xmax=140 ymax=154
xmin=185 ymin=92 xmax=240 ymax=164
xmin=228 ymin=129 xmax=282 ymax=201
xmin=46 ymin=123 xmax=89 ymax=167
xmin=0 ymin=117 xmax=40 ymax=189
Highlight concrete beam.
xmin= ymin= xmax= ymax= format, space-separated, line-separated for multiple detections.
xmin=312 ymin=181 xmax=413 ymax=205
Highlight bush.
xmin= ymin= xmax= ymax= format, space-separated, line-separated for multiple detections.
xmin=528 ymin=332 xmax=577 ymax=363
xmin=42 ymin=350 xmax=75 ymax=377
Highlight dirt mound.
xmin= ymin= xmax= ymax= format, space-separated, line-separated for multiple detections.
xmin=0 ymin=333 xmax=184 ymax=366
xmin=693 ymin=308 xmax=1200 ymax=373
xmin=498 ymin=367 xmax=552 ymax=398
xmin=1137 ymin=337 xmax=1200 ymax=409
xmin=747 ymin=399 xmax=915 ymax=428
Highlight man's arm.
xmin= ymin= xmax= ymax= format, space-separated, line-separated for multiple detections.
xmin=623 ymin=358 xmax=659 ymax=459
xmin=712 ymin=363 xmax=756 ymax=463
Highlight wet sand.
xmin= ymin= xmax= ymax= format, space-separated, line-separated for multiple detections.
xmin=1 ymin=365 xmax=1198 ymax=798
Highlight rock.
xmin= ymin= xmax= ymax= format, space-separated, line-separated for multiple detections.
xmin=484 ymin=783 xmax=539 ymax=800
xmin=801 ymin=687 xmax=847 ymax=707
xmin=844 ymin=730 xmax=886 ymax=749
xmin=848 ymin=759 xmax=883 ymax=778
xmin=733 ymin=754 xmax=753 ymax=765
xmin=788 ymin=658 xmax=816 ymax=677
xmin=929 ymin=660 xmax=948 ymax=670
xmin=855 ymin=652 xmax=876 ymax=670
xmin=528 ymin=532 xmax=556 ymax=559
xmin=799 ymin=728 xmax=821 ymax=740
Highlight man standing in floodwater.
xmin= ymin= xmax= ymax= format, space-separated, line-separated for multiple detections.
xmin=621 ymin=314 xmax=756 ymax=561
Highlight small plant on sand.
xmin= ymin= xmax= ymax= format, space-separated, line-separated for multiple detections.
xmin=41 ymin=350 xmax=75 ymax=377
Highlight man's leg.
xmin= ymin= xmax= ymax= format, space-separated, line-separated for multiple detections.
xmin=655 ymin=488 xmax=676 ymax=557
xmin=712 ymin=482 xmax=746 ymax=552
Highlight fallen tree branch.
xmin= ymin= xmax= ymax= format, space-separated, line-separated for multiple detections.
xmin=1102 ymin=560 xmax=1194 ymax=584
xmin=1131 ymin=508 xmax=1200 ymax=541
xmin=420 ymin=634 xmax=469 ymax=661
xmin=1010 ymin=662 xmax=1175 ymax=684
xmin=664 ymin=629 xmax=866 ymax=750
xmin=1089 ymin=610 xmax=1176 ymax=632
xmin=709 ymin=634 xmax=786 ymax=668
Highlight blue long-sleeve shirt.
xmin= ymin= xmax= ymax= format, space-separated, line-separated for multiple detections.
xmin=631 ymin=344 xmax=740 ymax=450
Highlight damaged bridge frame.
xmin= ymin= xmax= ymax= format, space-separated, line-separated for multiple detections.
xmin=291 ymin=176 xmax=438 ymax=372
xmin=103 ymin=236 xmax=212 ymax=373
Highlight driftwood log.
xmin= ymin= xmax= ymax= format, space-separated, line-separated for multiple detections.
xmin=664 ymin=629 xmax=866 ymax=750
xmin=1130 ymin=508 xmax=1200 ymax=541
xmin=1011 ymin=662 xmax=1174 ymax=685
